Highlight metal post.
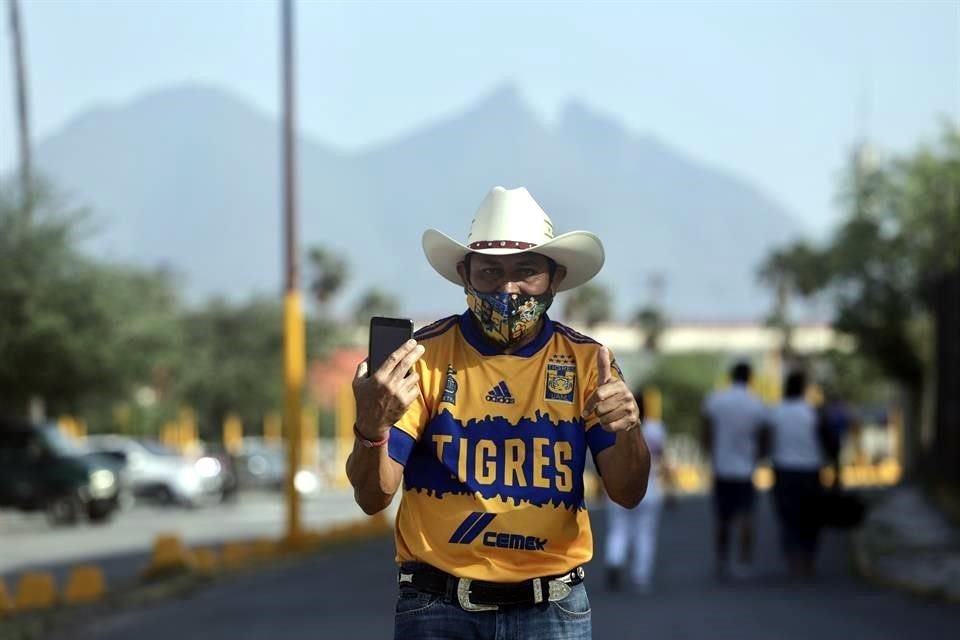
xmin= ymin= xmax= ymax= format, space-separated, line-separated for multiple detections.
xmin=281 ymin=0 xmax=305 ymax=545
xmin=7 ymin=0 xmax=32 ymax=215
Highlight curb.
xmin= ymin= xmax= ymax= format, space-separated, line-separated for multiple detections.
xmin=0 ymin=515 xmax=392 ymax=640
xmin=851 ymin=529 xmax=960 ymax=605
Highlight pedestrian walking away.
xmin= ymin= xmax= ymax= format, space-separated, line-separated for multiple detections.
xmin=766 ymin=370 xmax=828 ymax=578
xmin=346 ymin=186 xmax=651 ymax=639
xmin=701 ymin=361 xmax=767 ymax=580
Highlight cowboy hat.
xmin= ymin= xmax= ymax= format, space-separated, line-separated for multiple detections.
xmin=422 ymin=186 xmax=604 ymax=292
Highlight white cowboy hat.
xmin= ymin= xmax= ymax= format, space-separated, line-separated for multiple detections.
xmin=422 ymin=186 xmax=605 ymax=292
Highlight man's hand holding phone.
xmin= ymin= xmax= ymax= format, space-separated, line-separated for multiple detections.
xmin=352 ymin=340 xmax=424 ymax=442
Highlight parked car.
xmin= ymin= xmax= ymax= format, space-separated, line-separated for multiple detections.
xmin=234 ymin=439 xmax=286 ymax=491
xmin=0 ymin=417 xmax=124 ymax=525
xmin=234 ymin=438 xmax=319 ymax=495
xmin=84 ymin=435 xmax=222 ymax=507
xmin=200 ymin=443 xmax=240 ymax=502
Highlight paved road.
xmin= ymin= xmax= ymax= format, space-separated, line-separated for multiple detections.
xmin=53 ymin=493 xmax=960 ymax=639
xmin=1 ymin=490 xmax=369 ymax=588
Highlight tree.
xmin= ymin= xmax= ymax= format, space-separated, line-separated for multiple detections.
xmin=643 ymin=352 xmax=725 ymax=438
xmin=634 ymin=305 xmax=668 ymax=352
xmin=758 ymin=241 xmax=828 ymax=357
xmin=307 ymin=246 xmax=348 ymax=311
xmin=0 ymin=185 xmax=182 ymax=418
xmin=173 ymin=297 xmax=284 ymax=437
xmin=759 ymin=125 xmax=960 ymax=484
xmin=563 ymin=283 xmax=612 ymax=328
xmin=352 ymin=287 xmax=400 ymax=326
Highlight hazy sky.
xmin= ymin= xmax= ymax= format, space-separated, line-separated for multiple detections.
xmin=1 ymin=0 xmax=957 ymax=233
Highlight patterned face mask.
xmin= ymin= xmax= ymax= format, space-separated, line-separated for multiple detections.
xmin=465 ymin=285 xmax=554 ymax=348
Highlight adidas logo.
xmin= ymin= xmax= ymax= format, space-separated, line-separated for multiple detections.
xmin=485 ymin=381 xmax=516 ymax=404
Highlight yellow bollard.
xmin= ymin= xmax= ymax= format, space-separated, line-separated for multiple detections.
xmin=223 ymin=413 xmax=243 ymax=455
xmin=14 ymin=572 xmax=57 ymax=611
xmin=642 ymin=387 xmax=662 ymax=421
xmin=0 ymin=578 xmax=12 ymax=617
xmin=192 ymin=548 xmax=220 ymax=576
xmin=752 ymin=466 xmax=774 ymax=491
xmin=64 ymin=565 xmax=106 ymax=604
xmin=264 ymin=412 xmax=282 ymax=444
xmin=253 ymin=537 xmax=278 ymax=560
xmin=221 ymin=542 xmax=253 ymax=570
xmin=143 ymin=534 xmax=195 ymax=578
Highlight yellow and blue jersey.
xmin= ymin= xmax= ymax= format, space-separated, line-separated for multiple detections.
xmin=388 ymin=310 xmax=622 ymax=582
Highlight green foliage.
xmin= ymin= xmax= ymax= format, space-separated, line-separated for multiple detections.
xmin=563 ymin=282 xmax=612 ymax=328
xmin=634 ymin=305 xmax=668 ymax=352
xmin=352 ymin=287 xmax=400 ymax=326
xmin=815 ymin=348 xmax=892 ymax=406
xmin=172 ymin=297 xmax=283 ymax=438
xmin=1 ymin=182 xmax=353 ymax=435
xmin=307 ymin=246 xmax=348 ymax=309
xmin=641 ymin=352 xmax=725 ymax=438
xmin=759 ymin=124 xmax=960 ymax=391
xmin=0 ymin=186 xmax=182 ymax=417
xmin=171 ymin=298 xmax=347 ymax=439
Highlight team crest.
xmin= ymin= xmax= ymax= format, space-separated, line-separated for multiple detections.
xmin=442 ymin=365 xmax=458 ymax=405
xmin=545 ymin=355 xmax=576 ymax=403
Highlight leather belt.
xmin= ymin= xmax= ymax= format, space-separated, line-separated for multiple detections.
xmin=398 ymin=564 xmax=585 ymax=612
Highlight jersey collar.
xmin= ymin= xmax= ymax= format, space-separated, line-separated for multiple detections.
xmin=458 ymin=310 xmax=555 ymax=358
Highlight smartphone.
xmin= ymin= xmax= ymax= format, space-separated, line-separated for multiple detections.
xmin=368 ymin=316 xmax=414 ymax=377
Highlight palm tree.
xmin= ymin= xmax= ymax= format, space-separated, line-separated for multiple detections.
xmin=634 ymin=305 xmax=668 ymax=352
xmin=757 ymin=243 xmax=823 ymax=358
xmin=307 ymin=246 xmax=348 ymax=312
xmin=563 ymin=283 xmax=612 ymax=329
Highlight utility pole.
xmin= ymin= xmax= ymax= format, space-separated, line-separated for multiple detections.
xmin=7 ymin=0 xmax=32 ymax=215
xmin=281 ymin=0 xmax=305 ymax=545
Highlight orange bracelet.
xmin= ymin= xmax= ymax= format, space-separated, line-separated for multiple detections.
xmin=354 ymin=424 xmax=390 ymax=448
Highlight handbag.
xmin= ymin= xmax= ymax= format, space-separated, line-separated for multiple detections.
xmin=817 ymin=489 xmax=867 ymax=529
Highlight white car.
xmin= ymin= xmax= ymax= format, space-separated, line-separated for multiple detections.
xmin=84 ymin=435 xmax=222 ymax=507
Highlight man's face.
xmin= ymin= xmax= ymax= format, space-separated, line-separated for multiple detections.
xmin=456 ymin=252 xmax=566 ymax=295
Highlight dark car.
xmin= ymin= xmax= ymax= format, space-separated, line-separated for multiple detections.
xmin=0 ymin=417 xmax=124 ymax=525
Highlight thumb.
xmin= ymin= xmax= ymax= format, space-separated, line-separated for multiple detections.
xmin=597 ymin=346 xmax=613 ymax=384
xmin=355 ymin=359 xmax=369 ymax=380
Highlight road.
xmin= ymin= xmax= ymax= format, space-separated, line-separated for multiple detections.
xmin=50 ymin=494 xmax=960 ymax=640
xmin=1 ymin=490 xmax=368 ymax=588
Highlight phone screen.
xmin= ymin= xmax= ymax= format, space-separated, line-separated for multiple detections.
xmin=368 ymin=317 xmax=414 ymax=377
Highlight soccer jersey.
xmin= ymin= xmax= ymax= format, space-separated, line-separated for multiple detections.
xmin=387 ymin=310 xmax=621 ymax=582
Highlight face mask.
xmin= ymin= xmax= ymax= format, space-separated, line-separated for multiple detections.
xmin=465 ymin=285 xmax=554 ymax=348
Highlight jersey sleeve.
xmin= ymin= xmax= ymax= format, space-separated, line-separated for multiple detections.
xmin=387 ymin=354 xmax=435 ymax=466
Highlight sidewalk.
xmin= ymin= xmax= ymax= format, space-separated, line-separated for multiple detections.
xmin=854 ymin=485 xmax=960 ymax=603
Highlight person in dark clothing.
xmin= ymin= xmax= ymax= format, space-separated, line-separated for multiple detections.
xmin=766 ymin=370 xmax=825 ymax=578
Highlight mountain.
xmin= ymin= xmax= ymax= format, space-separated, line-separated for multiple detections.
xmin=33 ymin=83 xmax=804 ymax=320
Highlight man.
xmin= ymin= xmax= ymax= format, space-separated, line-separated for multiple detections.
xmin=347 ymin=186 xmax=650 ymax=639
xmin=701 ymin=361 xmax=767 ymax=580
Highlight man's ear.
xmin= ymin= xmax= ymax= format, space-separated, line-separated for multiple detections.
xmin=551 ymin=265 xmax=567 ymax=293
xmin=456 ymin=261 xmax=468 ymax=287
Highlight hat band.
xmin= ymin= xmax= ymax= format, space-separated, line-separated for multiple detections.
xmin=468 ymin=240 xmax=538 ymax=250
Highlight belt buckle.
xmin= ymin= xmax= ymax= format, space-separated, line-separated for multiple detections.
xmin=456 ymin=578 xmax=498 ymax=612
xmin=546 ymin=578 xmax=572 ymax=602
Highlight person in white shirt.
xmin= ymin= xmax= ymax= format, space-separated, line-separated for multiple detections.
xmin=701 ymin=362 xmax=767 ymax=579
xmin=605 ymin=388 xmax=670 ymax=593
xmin=765 ymin=370 xmax=825 ymax=578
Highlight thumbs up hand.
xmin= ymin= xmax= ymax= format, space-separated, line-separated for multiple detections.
xmin=583 ymin=346 xmax=641 ymax=433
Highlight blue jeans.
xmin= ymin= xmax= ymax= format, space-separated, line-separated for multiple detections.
xmin=394 ymin=581 xmax=592 ymax=639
